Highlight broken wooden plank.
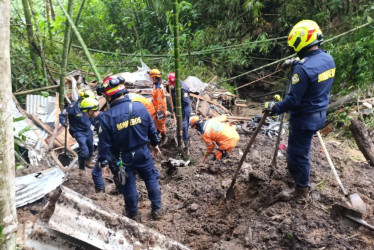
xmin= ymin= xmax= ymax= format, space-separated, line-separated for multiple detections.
xmin=226 ymin=115 xmax=253 ymax=121
xmin=14 ymin=84 xmax=60 ymax=96
xmin=191 ymin=93 xmax=231 ymax=115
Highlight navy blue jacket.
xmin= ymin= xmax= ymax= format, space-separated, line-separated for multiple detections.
xmin=273 ymin=49 xmax=335 ymax=115
xmin=170 ymin=81 xmax=191 ymax=110
xmin=97 ymin=97 xmax=159 ymax=164
xmin=59 ymin=101 xmax=92 ymax=134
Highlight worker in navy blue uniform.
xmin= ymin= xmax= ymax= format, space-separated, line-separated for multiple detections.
xmin=59 ymin=89 xmax=95 ymax=171
xmin=96 ymin=76 xmax=164 ymax=221
xmin=79 ymin=97 xmax=120 ymax=193
xmin=264 ymin=20 xmax=335 ymax=200
xmin=167 ymin=72 xmax=191 ymax=148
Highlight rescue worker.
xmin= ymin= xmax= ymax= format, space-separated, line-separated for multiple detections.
xmin=80 ymin=97 xmax=119 ymax=193
xmin=96 ymin=76 xmax=164 ymax=221
xmin=264 ymin=20 xmax=335 ymax=200
xmin=148 ymin=69 xmax=167 ymax=143
xmin=59 ymin=89 xmax=95 ymax=171
xmin=190 ymin=115 xmax=240 ymax=162
xmin=166 ymin=72 xmax=191 ymax=148
xmin=127 ymin=93 xmax=156 ymax=119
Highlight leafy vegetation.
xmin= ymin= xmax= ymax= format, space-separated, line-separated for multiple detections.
xmin=9 ymin=0 xmax=374 ymax=96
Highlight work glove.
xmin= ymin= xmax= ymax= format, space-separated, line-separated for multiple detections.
xmin=281 ymin=57 xmax=300 ymax=68
xmin=263 ymin=101 xmax=276 ymax=111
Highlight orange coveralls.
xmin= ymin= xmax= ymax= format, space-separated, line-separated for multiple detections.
xmin=128 ymin=93 xmax=156 ymax=119
xmin=201 ymin=115 xmax=240 ymax=160
xmin=152 ymin=83 xmax=167 ymax=134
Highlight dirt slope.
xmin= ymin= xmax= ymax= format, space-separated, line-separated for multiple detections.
xmin=17 ymin=118 xmax=374 ymax=249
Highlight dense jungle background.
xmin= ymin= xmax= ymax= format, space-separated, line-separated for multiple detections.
xmin=11 ymin=0 xmax=374 ymax=93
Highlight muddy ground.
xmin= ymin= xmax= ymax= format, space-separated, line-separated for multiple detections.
xmin=17 ymin=115 xmax=374 ymax=249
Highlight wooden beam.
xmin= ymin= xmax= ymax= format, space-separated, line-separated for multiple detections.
xmin=14 ymin=84 xmax=59 ymax=96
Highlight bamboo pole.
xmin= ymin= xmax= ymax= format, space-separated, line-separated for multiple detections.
xmin=67 ymin=0 xmax=86 ymax=57
xmin=56 ymin=0 xmax=102 ymax=84
xmin=14 ymin=84 xmax=60 ymax=96
xmin=58 ymin=0 xmax=73 ymax=110
xmin=173 ymin=0 xmax=182 ymax=148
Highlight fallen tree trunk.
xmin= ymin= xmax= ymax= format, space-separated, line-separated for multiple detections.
xmin=350 ymin=118 xmax=374 ymax=167
xmin=327 ymin=90 xmax=361 ymax=114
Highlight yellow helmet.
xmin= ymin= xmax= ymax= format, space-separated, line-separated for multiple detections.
xmin=148 ymin=69 xmax=161 ymax=78
xmin=78 ymin=89 xmax=96 ymax=99
xmin=79 ymin=97 xmax=99 ymax=112
xmin=287 ymin=20 xmax=323 ymax=52
xmin=190 ymin=116 xmax=202 ymax=129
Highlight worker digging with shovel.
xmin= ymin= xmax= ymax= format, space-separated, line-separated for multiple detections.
xmin=264 ymin=20 xmax=335 ymax=200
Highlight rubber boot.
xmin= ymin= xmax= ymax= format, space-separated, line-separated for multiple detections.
xmin=78 ymin=157 xmax=86 ymax=171
xmin=152 ymin=207 xmax=165 ymax=220
xmin=123 ymin=209 xmax=141 ymax=222
xmin=85 ymin=155 xmax=94 ymax=169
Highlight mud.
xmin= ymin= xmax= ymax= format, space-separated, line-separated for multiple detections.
xmin=17 ymin=116 xmax=374 ymax=249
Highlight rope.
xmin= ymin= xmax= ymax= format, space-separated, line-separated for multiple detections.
xmin=217 ymin=21 xmax=373 ymax=84
xmin=235 ymin=69 xmax=282 ymax=90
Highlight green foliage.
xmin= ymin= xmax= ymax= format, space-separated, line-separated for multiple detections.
xmin=9 ymin=0 xmax=374 ymax=100
xmin=327 ymin=106 xmax=354 ymax=131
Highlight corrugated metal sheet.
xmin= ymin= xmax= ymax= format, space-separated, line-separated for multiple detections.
xmin=26 ymin=94 xmax=56 ymax=126
xmin=15 ymin=167 xmax=65 ymax=208
xmin=47 ymin=186 xmax=189 ymax=250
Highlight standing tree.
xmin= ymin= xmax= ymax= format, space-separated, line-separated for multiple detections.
xmin=0 ymin=0 xmax=18 ymax=249
xmin=22 ymin=0 xmax=40 ymax=72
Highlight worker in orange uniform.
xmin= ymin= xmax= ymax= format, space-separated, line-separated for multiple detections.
xmin=127 ymin=93 xmax=156 ymax=119
xmin=190 ymin=115 xmax=240 ymax=162
xmin=148 ymin=69 xmax=167 ymax=143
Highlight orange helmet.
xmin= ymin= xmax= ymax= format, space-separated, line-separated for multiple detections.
xmin=190 ymin=116 xmax=202 ymax=129
xmin=148 ymin=69 xmax=161 ymax=78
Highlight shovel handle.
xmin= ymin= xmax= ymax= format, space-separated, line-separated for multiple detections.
xmin=317 ymin=131 xmax=348 ymax=196
xmin=227 ymin=111 xmax=269 ymax=195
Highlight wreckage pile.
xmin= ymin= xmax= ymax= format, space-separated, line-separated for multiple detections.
xmin=14 ymin=65 xmax=374 ymax=249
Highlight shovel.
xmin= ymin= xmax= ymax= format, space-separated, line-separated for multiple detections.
xmin=332 ymin=204 xmax=373 ymax=231
xmin=226 ymin=111 xmax=269 ymax=202
xmin=317 ymin=131 xmax=366 ymax=215
xmin=58 ymin=114 xmax=72 ymax=166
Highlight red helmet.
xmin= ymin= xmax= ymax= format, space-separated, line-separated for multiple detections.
xmin=168 ymin=72 xmax=176 ymax=85
xmin=101 ymin=76 xmax=126 ymax=96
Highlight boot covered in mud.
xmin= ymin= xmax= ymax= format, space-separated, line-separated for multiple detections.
xmin=123 ymin=209 xmax=141 ymax=223
xmin=95 ymin=186 xmax=105 ymax=193
xmin=152 ymin=207 xmax=165 ymax=220
xmin=78 ymin=157 xmax=86 ymax=171
xmin=85 ymin=155 xmax=94 ymax=169
xmin=278 ymin=186 xmax=310 ymax=201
